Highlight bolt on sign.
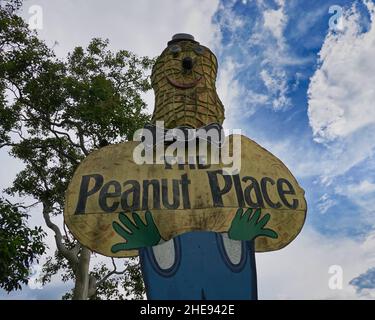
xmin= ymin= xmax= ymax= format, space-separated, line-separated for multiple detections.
xmin=64 ymin=134 xmax=307 ymax=258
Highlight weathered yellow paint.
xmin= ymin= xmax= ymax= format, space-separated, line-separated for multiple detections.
xmin=64 ymin=134 xmax=307 ymax=257
xmin=151 ymin=40 xmax=224 ymax=128
xmin=64 ymin=35 xmax=307 ymax=258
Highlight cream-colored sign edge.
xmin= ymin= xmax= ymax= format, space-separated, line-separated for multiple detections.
xmin=64 ymin=135 xmax=307 ymax=258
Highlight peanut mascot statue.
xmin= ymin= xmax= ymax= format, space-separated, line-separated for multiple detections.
xmin=111 ymin=34 xmax=278 ymax=300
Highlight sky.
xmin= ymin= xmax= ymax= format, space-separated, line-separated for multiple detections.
xmin=1 ymin=0 xmax=375 ymax=299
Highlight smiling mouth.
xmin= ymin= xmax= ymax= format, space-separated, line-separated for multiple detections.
xmin=167 ymin=75 xmax=202 ymax=89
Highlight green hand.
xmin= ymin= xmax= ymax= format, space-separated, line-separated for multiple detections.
xmin=228 ymin=208 xmax=278 ymax=241
xmin=111 ymin=211 xmax=161 ymax=252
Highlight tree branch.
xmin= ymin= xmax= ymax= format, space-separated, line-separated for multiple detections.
xmin=0 ymin=142 xmax=17 ymax=149
xmin=76 ymin=128 xmax=89 ymax=156
xmin=42 ymin=203 xmax=79 ymax=271
xmin=49 ymin=127 xmax=81 ymax=149
xmin=87 ymin=258 xmax=128 ymax=298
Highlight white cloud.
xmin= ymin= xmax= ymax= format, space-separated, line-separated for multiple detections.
xmin=308 ymin=1 xmax=375 ymax=142
xmin=20 ymin=0 xmax=220 ymax=58
xmin=335 ymin=178 xmax=375 ymax=226
xmin=263 ymin=0 xmax=286 ymax=43
xmin=258 ymin=0 xmax=292 ymax=110
xmin=215 ymin=0 xmax=246 ymax=39
xmin=257 ymin=0 xmax=375 ymax=183
xmin=337 ymin=180 xmax=375 ymax=196
xmin=217 ymin=58 xmax=260 ymax=130
xmin=217 ymin=58 xmax=242 ymax=128
xmin=257 ymin=227 xmax=375 ymax=299
xmin=317 ymin=193 xmax=337 ymax=214
xmin=260 ymin=68 xmax=290 ymax=110
xmin=255 ymin=123 xmax=375 ymax=185
xmin=19 ymin=0 xmax=221 ymax=115
xmin=215 ymin=0 xmax=296 ymax=120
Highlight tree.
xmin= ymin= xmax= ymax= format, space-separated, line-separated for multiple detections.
xmin=0 ymin=198 xmax=45 ymax=292
xmin=0 ymin=0 xmax=153 ymax=299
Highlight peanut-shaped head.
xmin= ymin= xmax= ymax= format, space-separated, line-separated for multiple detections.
xmin=151 ymin=34 xmax=224 ymax=128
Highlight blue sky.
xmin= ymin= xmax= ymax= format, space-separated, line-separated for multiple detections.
xmin=1 ymin=0 xmax=375 ymax=299
xmin=215 ymin=0 xmax=375 ymax=239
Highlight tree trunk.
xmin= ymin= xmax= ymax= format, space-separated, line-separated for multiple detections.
xmin=72 ymin=246 xmax=91 ymax=300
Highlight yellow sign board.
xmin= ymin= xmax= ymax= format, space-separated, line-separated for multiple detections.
xmin=64 ymin=134 xmax=307 ymax=257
